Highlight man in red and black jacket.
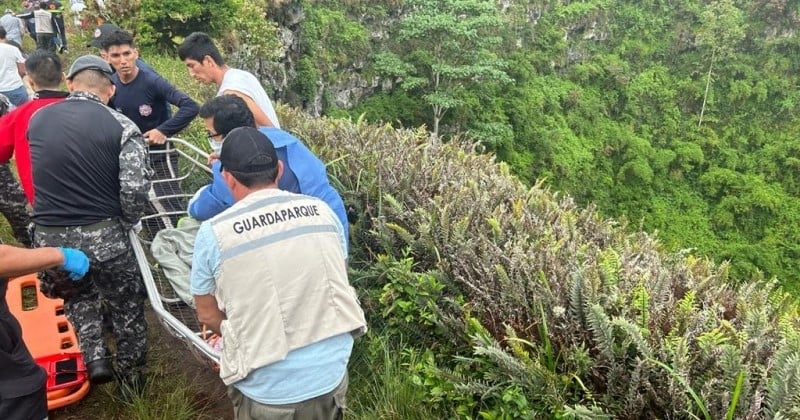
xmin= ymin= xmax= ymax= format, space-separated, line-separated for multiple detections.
xmin=0 ymin=50 xmax=68 ymax=204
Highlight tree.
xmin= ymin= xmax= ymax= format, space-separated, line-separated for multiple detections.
xmin=695 ymin=0 xmax=746 ymax=127
xmin=374 ymin=0 xmax=512 ymax=140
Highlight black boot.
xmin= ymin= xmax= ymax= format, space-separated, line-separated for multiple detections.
xmin=86 ymin=359 xmax=114 ymax=384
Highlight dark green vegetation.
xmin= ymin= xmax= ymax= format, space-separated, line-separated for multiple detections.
xmin=285 ymin=111 xmax=800 ymax=417
xmin=3 ymin=0 xmax=800 ymax=416
xmin=72 ymin=0 xmax=800 ymax=291
xmin=358 ymin=0 xmax=800 ymax=290
xmin=287 ymin=0 xmax=800 ymax=290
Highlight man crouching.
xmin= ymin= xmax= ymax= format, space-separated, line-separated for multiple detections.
xmin=190 ymin=127 xmax=366 ymax=419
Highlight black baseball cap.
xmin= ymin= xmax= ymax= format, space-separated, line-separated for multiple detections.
xmin=219 ymin=127 xmax=278 ymax=174
xmin=87 ymin=23 xmax=121 ymax=48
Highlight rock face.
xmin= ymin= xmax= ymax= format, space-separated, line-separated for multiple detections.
xmin=223 ymin=1 xmax=391 ymax=117
xmin=242 ymin=1 xmax=613 ymax=117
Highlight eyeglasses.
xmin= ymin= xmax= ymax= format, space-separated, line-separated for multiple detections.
xmin=206 ymin=131 xmax=222 ymax=142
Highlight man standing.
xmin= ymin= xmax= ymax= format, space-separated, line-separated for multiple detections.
xmin=0 ymin=27 xmax=27 ymax=106
xmin=32 ymin=2 xmax=54 ymax=52
xmin=17 ymin=1 xmax=36 ymax=42
xmin=178 ymin=32 xmax=280 ymax=128
xmin=27 ymin=55 xmax=151 ymax=395
xmin=0 ymin=50 xmax=68 ymax=205
xmin=0 ymin=244 xmax=89 ymax=420
xmin=188 ymin=94 xmax=350 ymax=242
xmin=39 ymin=0 xmax=66 ymax=53
xmin=102 ymin=30 xmax=198 ymax=221
xmin=0 ymin=9 xmax=23 ymax=48
xmin=87 ymin=23 xmax=156 ymax=73
xmin=102 ymin=30 xmax=197 ymax=150
xmin=191 ymin=127 xmax=366 ymax=419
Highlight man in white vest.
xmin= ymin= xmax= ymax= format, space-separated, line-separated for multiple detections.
xmin=190 ymin=126 xmax=366 ymax=419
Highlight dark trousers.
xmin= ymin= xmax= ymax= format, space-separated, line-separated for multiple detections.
xmin=0 ymin=385 xmax=47 ymax=420
xmin=0 ymin=164 xmax=31 ymax=247
xmin=52 ymin=14 xmax=66 ymax=48
xmin=32 ymin=221 xmax=147 ymax=379
xmin=25 ymin=20 xmax=35 ymax=41
xmin=35 ymin=33 xmax=55 ymax=52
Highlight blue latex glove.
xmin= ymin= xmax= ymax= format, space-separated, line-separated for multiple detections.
xmin=58 ymin=247 xmax=90 ymax=281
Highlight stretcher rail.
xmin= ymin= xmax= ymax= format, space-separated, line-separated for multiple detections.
xmin=132 ymin=138 xmax=220 ymax=366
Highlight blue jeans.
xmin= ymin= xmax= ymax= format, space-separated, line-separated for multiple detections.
xmin=1 ymin=85 xmax=29 ymax=107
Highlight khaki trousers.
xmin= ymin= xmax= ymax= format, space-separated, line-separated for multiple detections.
xmin=228 ymin=373 xmax=348 ymax=420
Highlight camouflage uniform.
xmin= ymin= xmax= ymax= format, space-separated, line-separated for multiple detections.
xmin=0 ymin=163 xmax=31 ymax=247
xmin=30 ymin=91 xmax=152 ymax=381
xmin=33 ymin=223 xmax=146 ymax=377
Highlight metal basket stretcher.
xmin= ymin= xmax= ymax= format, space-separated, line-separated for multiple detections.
xmin=129 ymin=138 xmax=220 ymax=367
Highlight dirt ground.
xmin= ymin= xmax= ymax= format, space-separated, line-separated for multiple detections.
xmin=143 ymin=309 xmax=233 ymax=419
xmin=48 ymin=309 xmax=233 ymax=419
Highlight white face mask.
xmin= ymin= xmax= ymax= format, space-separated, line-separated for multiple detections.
xmin=207 ymin=138 xmax=224 ymax=154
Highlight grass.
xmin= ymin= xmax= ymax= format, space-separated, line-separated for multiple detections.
xmin=348 ymin=335 xmax=451 ymax=420
xmin=0 ymin=217 xmax=16 ymax=244
xmin=53 ymin=310 xmax=227 ymax=419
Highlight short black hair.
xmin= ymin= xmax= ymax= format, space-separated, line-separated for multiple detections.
xmin=226 ymin=168 xmax=277 ymax=188
xmin=99 ymin=30 xmax=135 ymax=50
xmin=198 ymin=95 xmax=255 ymax=136
xmin=0 ymin=26 xmax=6 ymax=40
xmin=177 ymin=32 xmax=225 ymax=66
xmin=25 ymin=50 xmax=62 ymax=88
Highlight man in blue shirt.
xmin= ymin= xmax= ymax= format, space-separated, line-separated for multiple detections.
xmin=190 ymin=127 xmax=365 ymax=418
xmin=187 ymin=94 xmax=350 ymax=243
xmin=102 ymin=30 xmax=199 ymax=227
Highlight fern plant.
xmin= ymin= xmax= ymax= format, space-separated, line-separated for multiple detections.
xmin=279 ymin=106 xmax=800 ymax=417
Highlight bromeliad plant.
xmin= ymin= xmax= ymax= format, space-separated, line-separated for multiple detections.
xmin=280 ymin=108 xmax=800 ymax=418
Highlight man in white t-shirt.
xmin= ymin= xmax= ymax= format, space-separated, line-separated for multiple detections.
xmin=0 ymin=27 xmax=26 ymax=106
xmin=178 ymin=32 xmax=280 ymax=129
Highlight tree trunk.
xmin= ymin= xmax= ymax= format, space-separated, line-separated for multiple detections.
xmin=699 ymin=49 xmax=716 ymax=127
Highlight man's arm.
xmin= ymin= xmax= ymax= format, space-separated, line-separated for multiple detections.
xmin=187 ymin=161 xmax=234 ymax=221
xmin=0 ymin=245 xmax=62 ymax=277
xmin=0 ymin=245 xmax=89 ymax=279
xmin=190 ymin=222 xmax=225 ymax=335
xmin=222 ymin=89 xmax=275 ymax=127
xmin=194 ymin=294 xmax=225 ymax=335
xmin=144 ymin=74 xmax=199 ymax=144
xmin=13 ymin=48 xmax=24 ymax=78
xmin=117 ymin=123 xmax=151 ymax=229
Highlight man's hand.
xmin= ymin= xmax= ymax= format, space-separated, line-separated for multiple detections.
xmin=144 ymin=128 xmax=167 ymax=145
xmin=58 ymin=247 xmax=90 ymax=280
xmin=207 ymin=152 xmax=219 ymax=166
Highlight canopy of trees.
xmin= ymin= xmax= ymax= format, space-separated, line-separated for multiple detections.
xmin=295 ymin=0 xmax=800 ymax=290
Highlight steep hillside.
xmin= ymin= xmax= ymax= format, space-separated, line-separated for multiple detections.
xmin=257 ymin=0 xmax=800 ymax=287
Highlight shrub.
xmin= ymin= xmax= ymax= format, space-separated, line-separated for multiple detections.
xmin=279 ymin=107 xmax=800 ymax=417
xmin=99 ymin=0 xmax=273 ymax=53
